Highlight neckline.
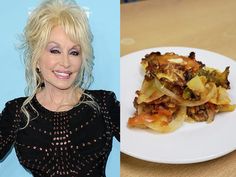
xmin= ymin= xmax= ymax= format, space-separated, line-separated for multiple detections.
xmin=32 ymin=90 xmax=87 ymax=114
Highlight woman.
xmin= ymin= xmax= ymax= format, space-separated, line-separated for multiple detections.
xmin=0 ymin=0 xmax=120 ymax=177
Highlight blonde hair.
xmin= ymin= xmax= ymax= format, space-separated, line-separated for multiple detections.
xmin=20 ymin=0 xmax=96 ymax=128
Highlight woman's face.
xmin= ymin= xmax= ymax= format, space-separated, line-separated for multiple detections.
xmin=37 ymin=26 xmax=82 ymax=91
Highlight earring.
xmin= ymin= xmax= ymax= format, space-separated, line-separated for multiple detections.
xmin=36 ymin=68 xmax=41 ymax=73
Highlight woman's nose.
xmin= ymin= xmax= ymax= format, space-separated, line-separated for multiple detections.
xmin=61 ymin=54 xmax=70 ymax=68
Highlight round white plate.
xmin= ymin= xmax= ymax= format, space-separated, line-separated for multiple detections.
xmin=121 ymin=47 xmax=236 ymax=164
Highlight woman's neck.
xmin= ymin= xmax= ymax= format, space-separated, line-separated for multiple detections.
xmin=36 ymin=86 xmax=81 ymax=112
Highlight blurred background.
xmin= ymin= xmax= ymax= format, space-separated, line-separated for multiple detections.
xmin=120 ymin=0 xmax=140 ymax=3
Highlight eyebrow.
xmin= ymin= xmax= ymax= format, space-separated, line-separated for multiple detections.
xmin=47 ymin=41 xmax=81 ymax=49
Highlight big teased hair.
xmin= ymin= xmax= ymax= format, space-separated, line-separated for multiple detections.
xmin=19 ymin=0 xmax=96 ymax=128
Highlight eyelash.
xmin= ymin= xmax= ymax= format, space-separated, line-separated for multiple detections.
xmin=49 ymin=49 xmax=80 ymax=56
xmin=50 ymin=49 xmax=60 ymax=54
xmin=70 ymin=51 xmax=80 ymax=56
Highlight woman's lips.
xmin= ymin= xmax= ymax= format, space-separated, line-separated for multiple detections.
xmin=53 ymin=70 xmax=72 ymax=79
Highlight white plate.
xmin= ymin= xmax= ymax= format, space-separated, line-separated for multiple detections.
xmin=121 ymin=47 xmax=236 ymax=164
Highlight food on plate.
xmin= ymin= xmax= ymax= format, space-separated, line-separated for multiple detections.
xmin=128 ymin=51 xmax=236 ymax=133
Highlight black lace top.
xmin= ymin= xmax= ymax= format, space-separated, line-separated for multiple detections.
xmin=0 ymin=90 xmax=120 ymax=177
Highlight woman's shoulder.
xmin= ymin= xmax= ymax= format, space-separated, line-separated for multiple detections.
xmin=4 ymin=96 xmax=28 ymax=108
xmin=85 ymin=89 xmax=115 ymax=96
xmin=84 ymin=89 xmax=119 ymax=109
xmin=84 ymin=89 xmax=117 ymax=101
xmin=1 ymin=97 xmax=27 ymax=119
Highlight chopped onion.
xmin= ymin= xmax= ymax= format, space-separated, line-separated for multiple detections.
xmin=154 ymin=78 xmax=217 ymax=107
xmin=206 ymin=108 xmax=215 ymax=123
xmin=144 ymin=106 xmax=186 ymax=133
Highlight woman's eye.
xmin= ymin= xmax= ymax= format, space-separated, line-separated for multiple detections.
xmin=50 ymin=49 xmax=61 ymax=54
xmin=70 ymin=51 xmax=80 ymax=56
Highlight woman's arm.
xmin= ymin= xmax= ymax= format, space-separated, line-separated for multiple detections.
xmin=106 ymin=92 xmax=120 ymax=141
xmin=0 ymin=101 xmax=19 ymax=160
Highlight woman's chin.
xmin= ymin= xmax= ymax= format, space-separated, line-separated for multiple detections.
xmin=44 ymin=81 xmax=76 ymax=91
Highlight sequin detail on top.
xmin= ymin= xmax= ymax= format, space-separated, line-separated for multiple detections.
xmin=0 ymin=90 xmax=120 ymax=177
